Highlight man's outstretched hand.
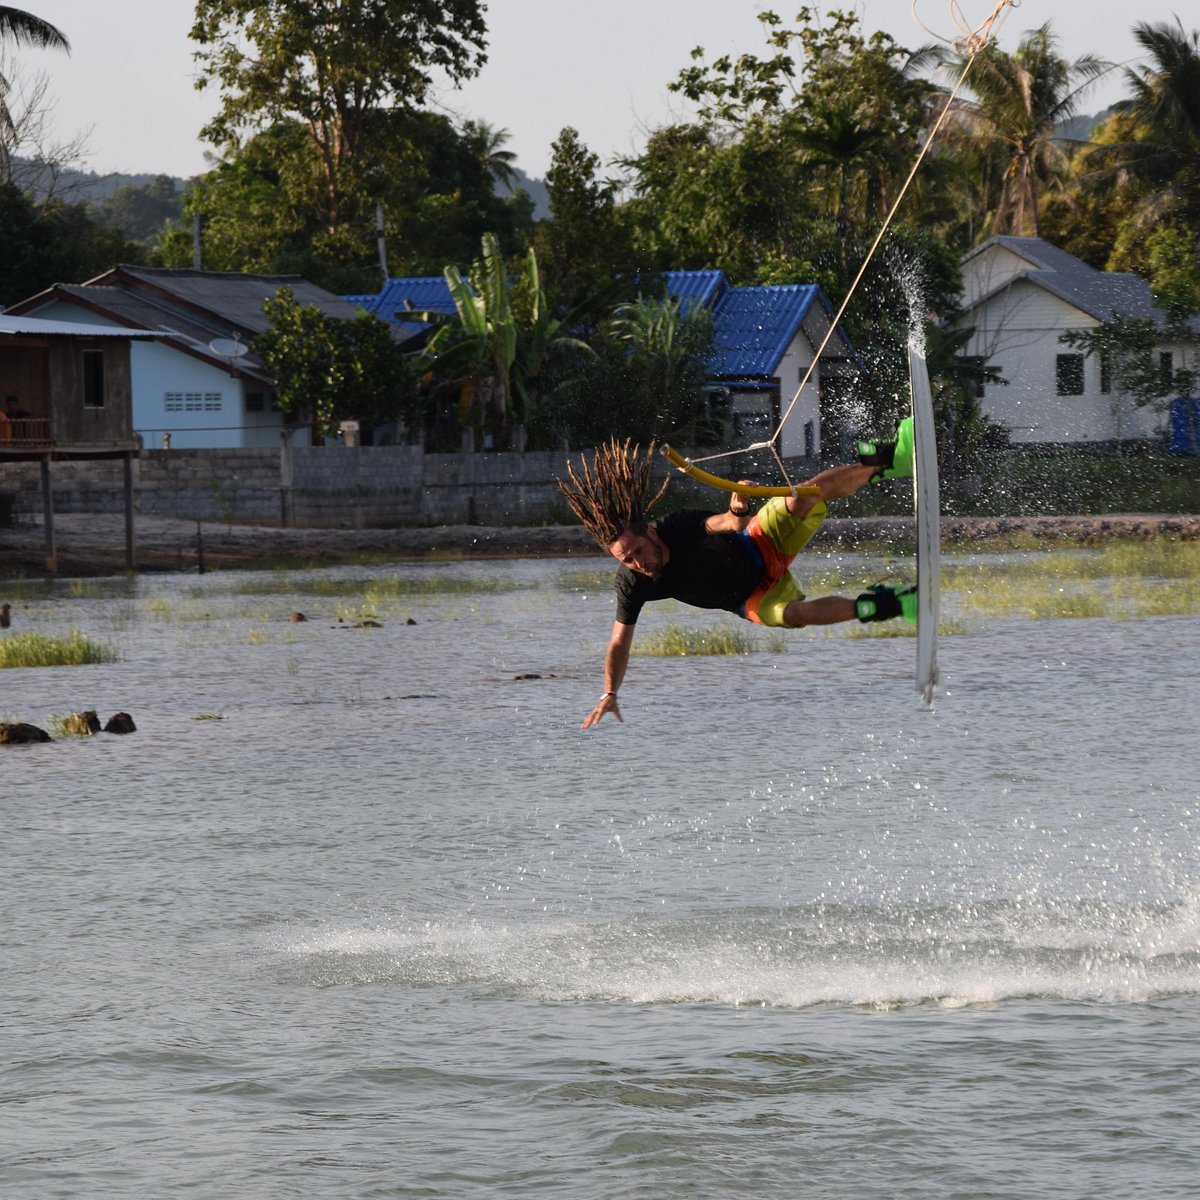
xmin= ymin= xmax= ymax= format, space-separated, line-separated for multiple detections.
xmin=581 ymin=692 xmax=622 ymax=729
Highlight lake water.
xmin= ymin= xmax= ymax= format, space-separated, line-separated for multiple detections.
xmin=3 ymin=553 xmax=1199 ymax=1198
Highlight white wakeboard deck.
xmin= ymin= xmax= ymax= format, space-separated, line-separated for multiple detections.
xmin=908 ymin=344 xmax=941 ymax=706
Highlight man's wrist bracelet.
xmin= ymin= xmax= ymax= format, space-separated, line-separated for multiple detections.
xmin=601 ymin=691 xmax=616 ymax=698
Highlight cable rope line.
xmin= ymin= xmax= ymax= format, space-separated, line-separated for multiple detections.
xmin=661 ymin=0 xmax=1018 ymax=496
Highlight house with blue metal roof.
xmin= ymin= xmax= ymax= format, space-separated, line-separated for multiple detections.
xmin=957 ymin=236 xmax=1198 ymax=446
xmin=665 ymin=270 xmax=861 ymax=460
xmin=354 ymin=269 xmax=862 ymax=458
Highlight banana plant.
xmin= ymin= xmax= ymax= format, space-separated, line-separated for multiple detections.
xmin=417 ymin=232 xmax=596 ymax=448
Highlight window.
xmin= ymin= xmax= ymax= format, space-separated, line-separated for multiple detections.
xmin=1056 ymin=353 xmax=1085 ymax=396
xmin=961 ymin=355 xmax=988 ymax=398
xmin=804 ymin=420 xmax=815 ymax=457
xmin=164 ymin=391 xmax=222 ymax=413
xmin=245 ymin=392 xmax=265 ymax=413
xmin=1100 ymin=352 xmax=1113 ymax=395
xmin=1160 ymin=351 xmax=1174 ymax=391
xmin=82 ymin=350 xmax=105 ymax=408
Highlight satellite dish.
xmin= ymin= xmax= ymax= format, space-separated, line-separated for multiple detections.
xmin=209 ymin=337 xmax=248 ymax=359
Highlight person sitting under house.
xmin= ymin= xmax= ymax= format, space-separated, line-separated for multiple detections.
xmin=557 ymin=422 xmax=916 ymax=728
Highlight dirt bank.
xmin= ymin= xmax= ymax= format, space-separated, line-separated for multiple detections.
xmin=3 ymin=511 xmax=1200 ymax=577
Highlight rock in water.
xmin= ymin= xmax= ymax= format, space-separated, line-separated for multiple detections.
xmin=0 ymin=722 xmax=52 ymax=744
xmin=62 ymin=711 xmax=101 ymax=735
xmin=104 ymin=712 xmax=137 ymax=734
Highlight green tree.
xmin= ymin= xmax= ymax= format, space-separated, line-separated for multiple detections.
xmin=0 ymin=181 xmax=144 ymax=306
xmin=256 ymin=285 xmax=419 ymax=436
xmin=572 ymin=295 xmax=716 ymax=445
xmin=95 ymin=175 xmax=183 ymax=244
xmin=416 ymin=232 xmax=594 ymax=449
xmin=461 ymin=118 xmax=518 ymax=191
xmin=191 ymin=0 xmax=487 ymax=244
xmin=1087 ymin=19 xmax=1200 ymax=237
xmin=535 ymin=126 xmax=635 ymax=312
xmin=942 ymin=22 xmax=1109 ymax=236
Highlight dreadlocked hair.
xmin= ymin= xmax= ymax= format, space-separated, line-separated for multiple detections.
xmin=556 ymin=438 xmax=671 ymax=548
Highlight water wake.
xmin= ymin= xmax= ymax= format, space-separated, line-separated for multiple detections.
xmin=275 ymin=895 xmax=1200 ymax=1009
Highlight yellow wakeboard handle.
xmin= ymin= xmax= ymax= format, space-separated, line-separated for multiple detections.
xmin=660 ymin=445 xmax=819 ymax=498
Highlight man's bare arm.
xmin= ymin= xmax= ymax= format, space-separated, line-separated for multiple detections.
xmin=704 ymin=483 xmax=754 ymax=533
xmin=582 ymin=620 xmax=635 ymax=729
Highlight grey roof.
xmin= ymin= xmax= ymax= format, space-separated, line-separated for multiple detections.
xmin=5 ymin=265 xmax=383 ymax=382
xmin=0 ymin=313 xmax=161 ymax=338
xmin=963 ymin=236 xmax=1195 ymax=333
xmin=105 ymin=265 xmax=363 ymax=333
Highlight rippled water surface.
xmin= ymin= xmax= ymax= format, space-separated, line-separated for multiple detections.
xmin=3 ymin=555 xmax=1200 ymax=1198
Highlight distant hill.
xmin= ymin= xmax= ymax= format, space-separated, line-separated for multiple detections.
xmin=14 ymin=157 xmax=551 ymax=229
xmin=1056 ymin=106 xmax=1120 ymax=142
xmin=503 ymin=165 xmax=550 ymax=220
xmin=13 ymin=158 xmax=189 ymax=204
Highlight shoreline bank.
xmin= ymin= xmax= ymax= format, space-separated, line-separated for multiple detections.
xmin=3 ymin=511 xmax=1199 ymax=577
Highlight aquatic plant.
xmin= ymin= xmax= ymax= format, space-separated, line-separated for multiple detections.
xmin=0 ymin=631 xmax=117 ymax=668
xmin=229 ymin=573 xmax=527 ymax=598
xmin=634 ymin=625 xmax=762 ymax=656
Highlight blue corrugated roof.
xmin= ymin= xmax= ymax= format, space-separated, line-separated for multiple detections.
xmin=665 ymin=269 xmax=727 ymax=311
xmin=345 ymin=276 xmax=461 ymax=339
xmin=708 ymin=284 xmax=822 ymax=378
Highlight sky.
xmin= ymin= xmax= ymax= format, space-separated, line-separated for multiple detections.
xmin=13 ymin=0 xmax=1185 ymax=183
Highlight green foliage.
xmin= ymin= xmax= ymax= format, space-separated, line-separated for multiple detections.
xmin=556 ymin=295 xmax=716 ymax=445
xmin=93 ymin=176 xmax=183 ymax=245
xmin=160 ymin=110 xmax=532 ymax=290
xmin=0 ymin=182 xmax=145 ymax=306
xmin=942 ymin=22 xmax=1110 ymax=237
xmin=0 ymin=631 xmax=116 ymax=668
xmin=255 ymin=285 xmax=420 ymax=436
xmin=1145 ymin=226 xmax=1200 ymax=330
xmin=416 ymin=232 xmax=597 ymax=449
xmin=1088 ymin=20 xmax=1200 ymax=232
xmin=631 ymin=624 xmax=761 ymax=656
xmin=534 ymin=127 xmax=636 ymax=312
xmin=192 ymin=0 xmax=487 ymax=240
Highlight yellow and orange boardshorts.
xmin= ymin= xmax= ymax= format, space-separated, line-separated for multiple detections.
xmin=738 ymin=498 xmax=827 ymax=627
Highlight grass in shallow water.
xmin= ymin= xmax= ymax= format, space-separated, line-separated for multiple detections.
xmin=633 ymin=624 xmax=786 ymax=656
xmin=0 ymin=630 xmax=116 ymax=668
xmin=228 ymin=573 xmax=528 ymax=598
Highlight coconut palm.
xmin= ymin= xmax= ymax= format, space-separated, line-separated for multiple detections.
xmin=943 ymin=22 xmax=1109 ymax=236
xmin=0 ymin=6 xmax=69 ymax=51
xmin=1087 ymin=19 xmax=1200 ymax=224
xmin=0 ymin=7 xmax=69 ymax=178
xmin=461 ymin=118 xmax=518 ymax=192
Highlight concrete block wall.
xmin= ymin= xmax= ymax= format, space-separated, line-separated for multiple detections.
xmin=2 ymin=444 xmax=741 ymax=528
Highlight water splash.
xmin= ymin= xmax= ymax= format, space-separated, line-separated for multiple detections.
xmin=276 ymin=894 xmax=1200 ymax=1009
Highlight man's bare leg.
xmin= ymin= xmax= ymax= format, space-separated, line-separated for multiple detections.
xmin=782 ymin=596 xmax=857 ymax=627
xmin=786 ymin=463 xmax=878 ymax=514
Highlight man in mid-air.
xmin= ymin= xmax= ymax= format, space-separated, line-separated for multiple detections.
xmin=557 ymin=422 xmax=916 ymax=728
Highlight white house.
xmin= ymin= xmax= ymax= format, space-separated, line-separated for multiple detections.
xmin=956 ymin=236 xmax=1196 ymax=444
xmin=5 ymin=266 xmax=374 ymax=449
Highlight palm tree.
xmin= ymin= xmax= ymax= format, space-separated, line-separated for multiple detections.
xmin=1087 ymin=19 xmax=1200 ymax=224
xmin=0 ymin=7 xmax=69 ymax=50
xmin=943 ymin=22 xmax=1109 ymax=236
xmin=0 ymin=7 xmax=69 ymax=179
xmin=461 ymin=118 xmax=519 ymax=192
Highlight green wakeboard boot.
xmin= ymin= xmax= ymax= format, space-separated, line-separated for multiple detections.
xmin=856 ymin=416 xmax=914 ymax=480
xmin=855 ymin=583 xmax=918 ymax=625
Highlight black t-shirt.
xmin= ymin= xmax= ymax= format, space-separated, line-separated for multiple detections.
xmin=614 ymin=509 xmax=762 ymax=624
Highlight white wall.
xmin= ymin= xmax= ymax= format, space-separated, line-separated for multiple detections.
xmin=20 ymin=299 xmax=305 ymax=449
xmin=777 ymin=331 xmax=822 ymax=458
xmin=960 ymin=278 xmax=1169 ymax=443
